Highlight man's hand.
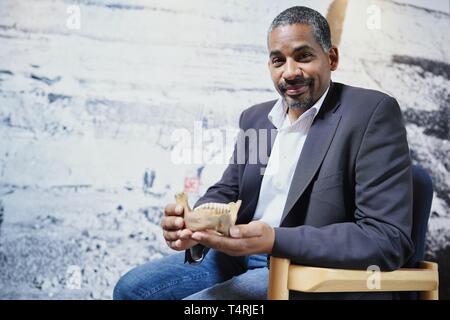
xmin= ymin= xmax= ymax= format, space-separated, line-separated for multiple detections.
xmin=190 ymin=221 xmax=275 ymax=256
xmin=161 ymin=203 xmax=198 ymax=251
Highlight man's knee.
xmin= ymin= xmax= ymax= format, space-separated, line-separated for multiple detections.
xmin=113 ymin=264 xmax=156 ymax=300
xmin=112 ymin=254 xmax=185 ymax=300
xmin=113 ymin=271 xmax=137 ymax=300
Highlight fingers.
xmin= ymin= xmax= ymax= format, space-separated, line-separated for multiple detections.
xmin=192 ymin=231 xmax=266 ymax=256
xmin=164 ymin=203 xmax=184 ymax=216
xmin=161 ymin=216 xmax=185 ymax=231
xmin=229 ymin=221 xmax=264 ymax=238
xmin=162 ymin=203 xmax=197 ymax=251
xmin=178 ymin=228 xmax=193 ymax=240
xmin=192 ymin=231 xmax=232 ymax=252
xmin=163 ymin=230 xmax=179 ymax=241
xmin=163 ymin=228 xmax=192 ymax=241
xmin=163 ymin=227 xmax=195 ymax=251
xmin=166 ymin=238 xmax=198 ymax=251
xmin=189 ymin=222 xmax=274 ymax=256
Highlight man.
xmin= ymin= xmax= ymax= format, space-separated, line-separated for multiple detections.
xmin=114 ymin=6 xmax=414 ymax=300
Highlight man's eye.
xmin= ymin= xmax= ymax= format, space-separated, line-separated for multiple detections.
xmin=298 ymin=53 xmax=313 ymax=61
xmin=272 ymin=59 xmax=284 ymax=66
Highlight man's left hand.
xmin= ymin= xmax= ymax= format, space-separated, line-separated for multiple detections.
xmin=191 ymin=221 xmax=275 ymax=256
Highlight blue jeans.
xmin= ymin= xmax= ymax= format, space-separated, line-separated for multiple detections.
xmin=113 ymin=250 xmax=268 ymax=300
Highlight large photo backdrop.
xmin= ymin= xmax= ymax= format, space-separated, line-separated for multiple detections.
xmin=0 ymin=0 xmax=449 ymax=299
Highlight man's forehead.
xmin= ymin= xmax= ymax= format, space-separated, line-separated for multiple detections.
xmin=268 ymin=24 xmax=318 ymax=53
xmin=269 ymin=23 xmax=314 ymax=41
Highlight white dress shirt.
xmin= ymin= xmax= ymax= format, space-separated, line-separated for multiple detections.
xmin=252 ymin=87 xmax=330 ymax=227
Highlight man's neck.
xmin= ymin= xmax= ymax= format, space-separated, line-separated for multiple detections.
xmin=287 ymin=107 xmax=305 ymax=123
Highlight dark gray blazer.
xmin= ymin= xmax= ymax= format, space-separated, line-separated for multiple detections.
xmin=187 ymin=82 xmax=414 ymax=278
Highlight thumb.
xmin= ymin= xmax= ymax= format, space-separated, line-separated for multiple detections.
xmin=229 ymin=222 xmax=264 ymax=238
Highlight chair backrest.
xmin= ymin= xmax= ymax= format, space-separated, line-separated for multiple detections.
xmin=406 ymin=165 xmax=434 ymax=267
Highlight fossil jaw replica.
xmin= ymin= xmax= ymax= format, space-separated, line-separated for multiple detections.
xmin=175 ymin=192 xmax=242 ymax=236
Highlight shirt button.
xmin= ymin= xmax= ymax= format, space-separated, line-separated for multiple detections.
xmin=273 ymin=180 xmax=283 ymax=190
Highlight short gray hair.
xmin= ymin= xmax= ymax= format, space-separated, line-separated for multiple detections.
xmin=268 ymin=6 xmax=332 ymax=52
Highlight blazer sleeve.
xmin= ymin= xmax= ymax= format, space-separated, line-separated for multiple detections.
xmin=185 ymin=111 xmax=244 ymax=264
xmin=272 ymin=96 xmax=415 ymax=270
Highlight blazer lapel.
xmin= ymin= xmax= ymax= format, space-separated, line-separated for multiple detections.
xmin=280 ymin=84 xmax=342 ymax=224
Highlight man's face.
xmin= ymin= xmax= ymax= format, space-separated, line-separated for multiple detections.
xmin=267 ymin=24 xmax=338 ymax=110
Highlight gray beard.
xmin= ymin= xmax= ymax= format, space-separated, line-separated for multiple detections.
xmin=284 ymin=95 xmax=314 ymax=110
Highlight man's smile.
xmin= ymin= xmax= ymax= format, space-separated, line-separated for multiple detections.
xmin=284 ymin=84 xmax=309 ymax=96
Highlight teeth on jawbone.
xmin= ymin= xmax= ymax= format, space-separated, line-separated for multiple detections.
xmin=195 ymin=203 xmax=230 ymax=213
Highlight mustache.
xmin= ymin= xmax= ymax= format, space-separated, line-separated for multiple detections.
xmin=279 ymin=77 xmax=314 ymax=91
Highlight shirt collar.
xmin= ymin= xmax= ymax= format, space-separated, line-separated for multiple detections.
xmin=268 ymin=85 xmax=330 ymax=129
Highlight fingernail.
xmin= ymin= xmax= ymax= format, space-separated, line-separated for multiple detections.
xmin=230 ymin=226 xmax=240 ymax=237
xmin=175 ymin=205 xmax=183 ymax=214
xmin=175 ymin=218 xmax=183 ymax=227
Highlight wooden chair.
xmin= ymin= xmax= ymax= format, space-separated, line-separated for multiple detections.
xmin=268 ymin=165 xmax=439 ymax=300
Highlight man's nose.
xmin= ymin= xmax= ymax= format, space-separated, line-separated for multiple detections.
xmin=282 ymin=59 xmax=302 ymax=81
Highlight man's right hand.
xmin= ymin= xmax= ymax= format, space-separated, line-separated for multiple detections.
xmin=161 ymin=203 xmax=198 ymax=251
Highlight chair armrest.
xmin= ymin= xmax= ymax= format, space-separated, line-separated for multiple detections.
xmin=268 ymin=257 xmax=438 ymax=298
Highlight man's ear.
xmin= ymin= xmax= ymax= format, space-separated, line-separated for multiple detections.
xmin=328 ymin=46 xmax=339 ymax=71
